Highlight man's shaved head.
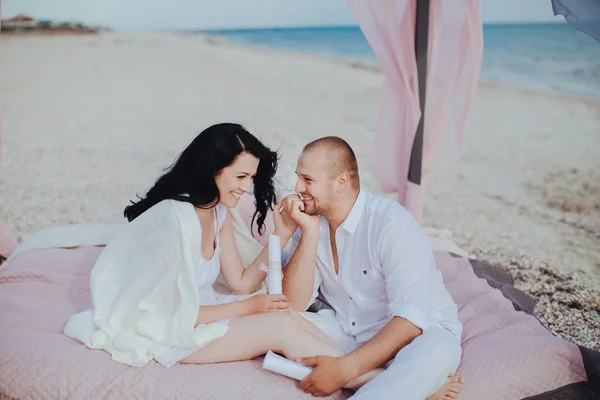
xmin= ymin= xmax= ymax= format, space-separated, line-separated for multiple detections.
xmin=302 ymin=136 xmax=360 ymax=189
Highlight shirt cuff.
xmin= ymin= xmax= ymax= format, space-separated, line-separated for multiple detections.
xmin=389 ymin=304 xmax=429 ymax=332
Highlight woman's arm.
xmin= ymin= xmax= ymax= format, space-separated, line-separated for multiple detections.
xmin=219 ymin=208 xmax=292 ymax=295
xmin=195 ymin=293 xmax=289 ymax=327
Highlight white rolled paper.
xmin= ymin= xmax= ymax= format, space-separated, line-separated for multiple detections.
xmin=262 ymin=350 xmax=313 ymax=381
xmin=267 ymin=267 xmax=283 ymax=295
xmin=268 ymin=235 xmax=281 ymax=265
xmin=267 ymin=235 xmax=282 ymax=294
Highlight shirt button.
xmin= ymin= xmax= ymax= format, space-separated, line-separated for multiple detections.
xmin=352 ymin=322 xmax=356 ymax=326
xmin=363 ymin=270 xmax=367 ymax=275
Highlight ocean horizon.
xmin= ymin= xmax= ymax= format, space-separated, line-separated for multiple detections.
xmin=202 ymin=23 xmax=600 ymax=100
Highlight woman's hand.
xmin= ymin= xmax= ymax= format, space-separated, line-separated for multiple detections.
xmin=243 ymin=294 xmax=291 ymax=315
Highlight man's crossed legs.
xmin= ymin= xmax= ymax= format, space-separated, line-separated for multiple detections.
xmin=303 ymin=310 xmax=463 ymax=400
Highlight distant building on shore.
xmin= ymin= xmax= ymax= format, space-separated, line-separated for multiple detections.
xmin=37 ymin=20 xmax=56 ymax=30
xmin=0 ymin=14 xmax=99 ymax=34
xmin=1 ymin=14 xmax=37 ymax=30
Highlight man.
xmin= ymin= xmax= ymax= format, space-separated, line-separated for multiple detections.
xmin=281 ymin=136 xmax=464 ymax=399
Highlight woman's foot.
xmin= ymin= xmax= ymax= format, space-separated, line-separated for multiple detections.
xmin=425 ymin=376 xmax=464 ymax=400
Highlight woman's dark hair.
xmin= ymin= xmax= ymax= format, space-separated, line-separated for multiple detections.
xmin=124 ymin=123 xmax=278 ymax=235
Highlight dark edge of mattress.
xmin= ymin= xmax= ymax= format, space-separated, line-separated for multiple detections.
xmin=580 ymin=345 xmax=600 ymax=398
xmin=520 ymin=381 xmax=595 ymax=400
xmin=452 ymin=253 xmax=600 ymax=400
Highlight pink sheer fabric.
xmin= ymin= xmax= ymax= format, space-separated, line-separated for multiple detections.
xmin=0 ymin=110 xmax=18 ymax=259
xmin=347 ymin=0 xmax=483 ymax=222
xmin=0 ymin=219 xmax=18 ymax=259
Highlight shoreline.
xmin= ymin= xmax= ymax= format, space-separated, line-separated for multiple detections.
xmin=5 ymin=29 xmax=597 ymax=105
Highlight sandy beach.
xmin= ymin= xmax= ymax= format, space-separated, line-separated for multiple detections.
xmin=1 ymin=32 xmax=599 ymax=347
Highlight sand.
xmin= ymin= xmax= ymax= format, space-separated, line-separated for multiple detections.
xmin=1 ymin=32 xmax=599 ymax=348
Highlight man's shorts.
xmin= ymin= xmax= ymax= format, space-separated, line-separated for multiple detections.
xmin=300 ymin=309 xmax=362 ymax=354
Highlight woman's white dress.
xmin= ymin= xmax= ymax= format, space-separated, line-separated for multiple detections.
xmin=155 ymin=204 xmax=234 ymax=368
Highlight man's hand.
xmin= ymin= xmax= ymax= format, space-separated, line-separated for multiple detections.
xmin=282 ymin=194 xmax=319 ymax=233
xmin=298 ymin=356 xmax=355 ymax=397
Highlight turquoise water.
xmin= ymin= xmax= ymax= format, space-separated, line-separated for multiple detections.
xmin=206 ymin=24 xmax=600 ymax=99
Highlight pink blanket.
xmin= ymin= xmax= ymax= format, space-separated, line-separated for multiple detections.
xmin=0 ymin=247 xmax=589 ymax=399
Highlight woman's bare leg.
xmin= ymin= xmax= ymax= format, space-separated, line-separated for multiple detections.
xmin=181 ymin=312 xmax=344 ymax=364
xmin=180 ymin=312 xmax=382 ymax=390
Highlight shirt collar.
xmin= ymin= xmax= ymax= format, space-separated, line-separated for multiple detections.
xmin=340 ymin=188 xmax=367 ymax=235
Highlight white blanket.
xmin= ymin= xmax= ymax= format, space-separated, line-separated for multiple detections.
xmin=64 ymin=200 xmax=229 ymax=367
xmin=5 ymin=206 xmax=266 ymax=269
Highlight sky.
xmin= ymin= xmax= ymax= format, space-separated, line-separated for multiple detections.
xmin=2 ymin=0 xmax=563 ymax=30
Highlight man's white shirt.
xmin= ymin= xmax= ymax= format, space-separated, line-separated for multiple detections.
xmin=289 ymin=188 xmax=462 ymax=344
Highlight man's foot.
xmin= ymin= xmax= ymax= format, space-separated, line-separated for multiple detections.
xmin=425 ymin=376 xmax=464 ymax=400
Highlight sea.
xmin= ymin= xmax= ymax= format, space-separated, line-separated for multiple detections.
xmin=205 ymin=23 xmax=600 ymax=99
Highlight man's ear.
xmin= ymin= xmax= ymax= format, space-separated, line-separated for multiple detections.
xmin=336 ymin=172 xmax=349 ymax=193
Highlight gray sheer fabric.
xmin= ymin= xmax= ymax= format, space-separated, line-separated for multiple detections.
xmin=552 ymin=0 xmax=600 ymax=41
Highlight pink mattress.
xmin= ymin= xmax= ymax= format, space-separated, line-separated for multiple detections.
xmin=0 ymin=246 xmax=594 ymax=399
